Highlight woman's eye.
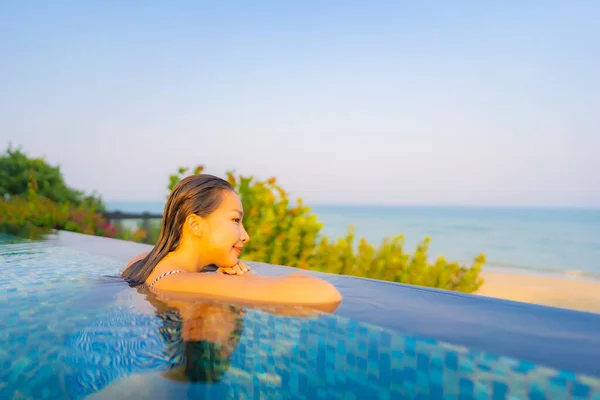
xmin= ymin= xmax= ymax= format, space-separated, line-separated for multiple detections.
xmin=233 ymin=218 xmax=241 ymax=223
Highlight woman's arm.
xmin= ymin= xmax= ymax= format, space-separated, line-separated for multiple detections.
xmin=152 ymin=271 xmax=342 ymax=307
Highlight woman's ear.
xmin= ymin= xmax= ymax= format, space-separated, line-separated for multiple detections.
xmin=185 ymin=214 xmax=204 ymax=238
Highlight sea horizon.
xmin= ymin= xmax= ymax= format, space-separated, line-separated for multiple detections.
xmin=105 ymin=200 xmax=599 ymax=211
xmin=105 ymin=201 xmax=600 ymax=281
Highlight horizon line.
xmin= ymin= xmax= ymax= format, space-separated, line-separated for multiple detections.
xmin=104 ymin=199 xmax=600 ymax=211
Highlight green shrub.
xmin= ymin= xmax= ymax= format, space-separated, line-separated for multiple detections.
xmin=168 ymin=167 xmax=485 ymax=293
xmin=110 ymin=219 xmax=160 ymax=244
xmin=0 ymin=194 xmax=117 ymax=237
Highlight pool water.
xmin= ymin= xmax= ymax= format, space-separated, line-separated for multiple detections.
xmin=1 ymin=231 xmax=600 ymax=399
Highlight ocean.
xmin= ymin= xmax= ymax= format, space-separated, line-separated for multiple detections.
xmin=105 ymin=201 xmax=600 ymax=279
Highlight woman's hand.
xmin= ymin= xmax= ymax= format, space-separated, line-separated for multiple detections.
xmin=217 ymin=261 xmax=252 ymax=276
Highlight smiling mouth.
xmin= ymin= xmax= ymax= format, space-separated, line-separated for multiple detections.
xmin=233 ymin=246 xmax=243 ymax=254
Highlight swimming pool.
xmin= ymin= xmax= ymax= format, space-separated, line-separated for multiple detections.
xmin=1 ymin=227 xmax=600 ymax=399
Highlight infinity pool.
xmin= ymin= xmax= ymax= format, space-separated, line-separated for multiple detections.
xmin=1 ymin=228 xmax=600 ymax=399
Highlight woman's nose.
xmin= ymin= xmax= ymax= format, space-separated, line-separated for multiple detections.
xmin=241 ymin=226 xmax=250 ymax=243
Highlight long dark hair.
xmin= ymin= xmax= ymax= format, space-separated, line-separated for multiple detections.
xmin=121 ymin=174 xmax=233 ymax=286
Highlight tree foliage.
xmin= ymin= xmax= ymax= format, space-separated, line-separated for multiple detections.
xmin=0 ymin=144 xmax=105 ymax=210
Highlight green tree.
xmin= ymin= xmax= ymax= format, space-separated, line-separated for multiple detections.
xmin=0 ymin=144 xmax=105 ymax=210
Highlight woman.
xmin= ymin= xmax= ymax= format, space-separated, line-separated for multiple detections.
xmin=121 ymin=174 xmax=342 ymax=308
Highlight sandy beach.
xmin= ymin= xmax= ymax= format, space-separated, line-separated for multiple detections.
xmin=476 ymin=270 xmax=600 ymax=314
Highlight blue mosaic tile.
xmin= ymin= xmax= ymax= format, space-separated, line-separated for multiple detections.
xmin=460 ymin=357 xmax=475 ymax=375
xmin=445 ymin=351 xmax=459 ymax=370
xmin=558 ymin=369 xmax=578 ymax=381
xmin=572 ymin=381 xmax=591 ymax=398
xmin=0 ymin=241 xmax=122 ymax=292
xmin=474 ymin=381 xmax=491 ymax=400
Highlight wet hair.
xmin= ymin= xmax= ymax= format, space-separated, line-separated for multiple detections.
xmin=121 ymin=174 xmax=233 ymax=286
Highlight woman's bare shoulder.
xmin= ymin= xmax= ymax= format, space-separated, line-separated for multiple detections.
xmin=124 ymin=251 xmax=150 ymax=270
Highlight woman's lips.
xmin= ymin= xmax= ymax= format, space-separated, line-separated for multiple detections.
xmin=233 ymin=246 xmax=243 ymax=255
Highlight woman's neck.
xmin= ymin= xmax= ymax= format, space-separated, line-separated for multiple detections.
xmin=162 ymin=240 xmax=208 ymax=272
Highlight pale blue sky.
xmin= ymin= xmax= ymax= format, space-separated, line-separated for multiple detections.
xmin=1 ymin=1 xmax=598 ymax=207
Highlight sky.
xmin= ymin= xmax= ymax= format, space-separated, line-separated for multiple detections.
xmin=1 ymin=1 xmax=598 ymax=207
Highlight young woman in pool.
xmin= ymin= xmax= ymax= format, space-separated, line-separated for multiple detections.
xmin=122 ymin=174 xmax=342 ymax=308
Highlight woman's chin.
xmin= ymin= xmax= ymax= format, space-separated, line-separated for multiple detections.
xmin=216 ymin=259 xmax=239 ymax=269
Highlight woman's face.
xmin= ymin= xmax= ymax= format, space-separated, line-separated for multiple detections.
xmin=197 ymin=190 xmax=250 ymax=268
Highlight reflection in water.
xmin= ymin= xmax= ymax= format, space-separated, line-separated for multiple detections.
xmin=0 ymin=223 xmax=55 ymax=242
xmin=149 ymin=298 xmax=245 ymax=383
xmin=139 ymin=285 xmax=327 ymax=386
xmin=85 ymin=285 xmax=326 ymax=399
